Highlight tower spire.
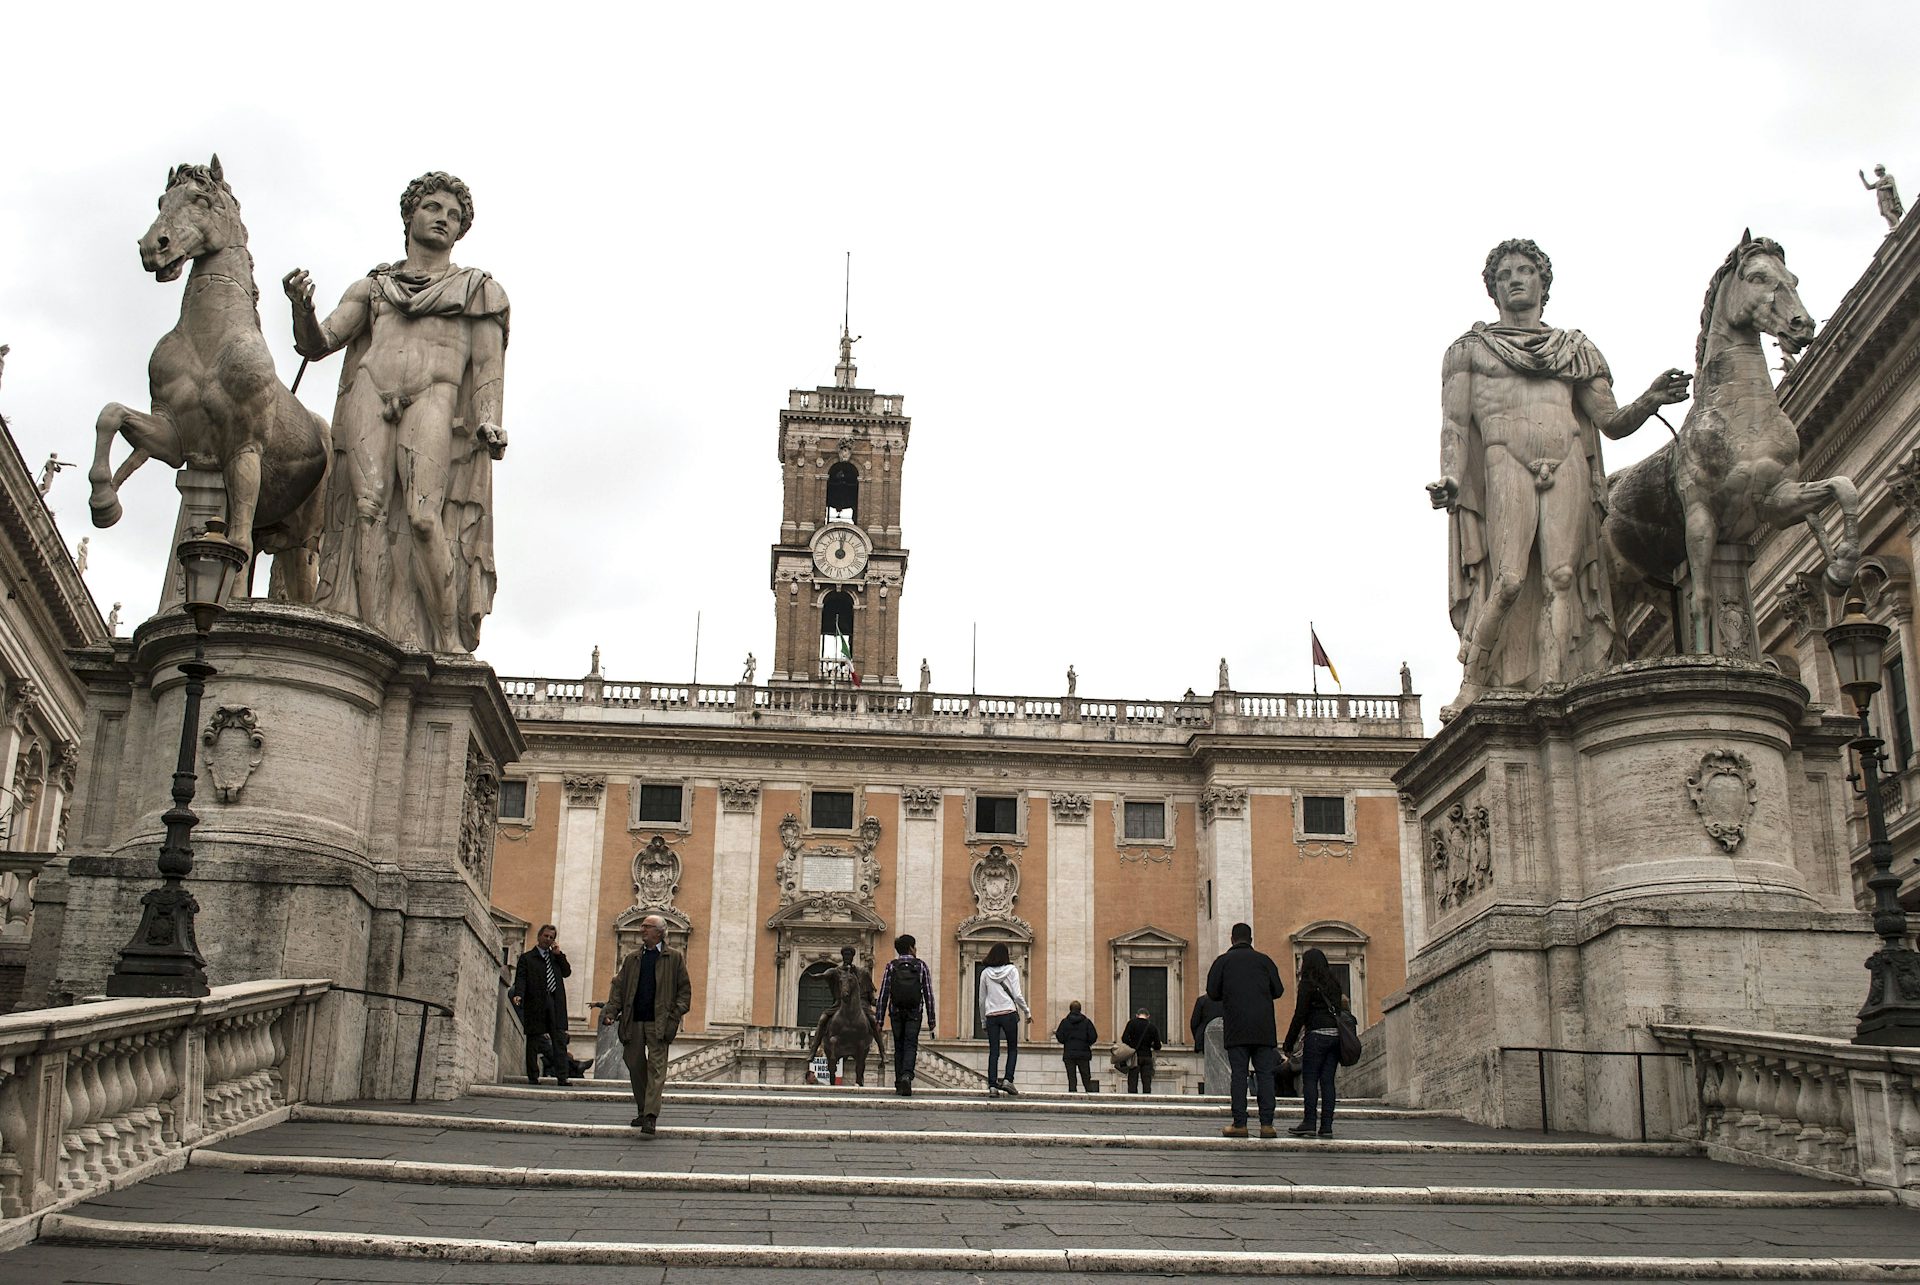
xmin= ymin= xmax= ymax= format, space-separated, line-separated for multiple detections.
xmin=835 ymin=251 xmax=860 ymax=389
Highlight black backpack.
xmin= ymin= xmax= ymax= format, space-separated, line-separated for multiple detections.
xmin=889 ymin=959 xmax=923 ymax=1015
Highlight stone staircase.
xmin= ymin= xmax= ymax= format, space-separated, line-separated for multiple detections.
xmin=5 ymin=1076 xmax=1919 ymax=1280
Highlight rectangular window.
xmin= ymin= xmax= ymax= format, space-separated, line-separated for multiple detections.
xmin=498 ymin=779 xmax=528 ymax=821
xmin=1128 ymin=966 xmax=1169 ymax=1042
xmin=1302 ymin=795 xmax=1346 ymax=836
xmin=636 ymin=783 xmax=684 ymax=825
xmin=1123 ymin=800 xmax=1166 ymax=841
xmin=1328 ymin=963 xmax=1353 ymax=1007
xmin=811 ymin=790 xmax=855 ymax=830
xmin=975 ymin=795 xmax=1018 ymax=835
xmin=1888 ymin=654 xmax=1913 ymax=772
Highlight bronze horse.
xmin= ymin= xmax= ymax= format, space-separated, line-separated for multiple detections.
xmin=1605 ymin=232 xmax=1859 ymax=652
xmin=808 ymin=972 xmax=883 ymax=1087
xmin=88 ymin=156 xmax=329 ymax=599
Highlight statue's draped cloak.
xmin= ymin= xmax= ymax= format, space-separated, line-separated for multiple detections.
xmin=1447 ymin=322 xmax=1620 ymax=688
xmin=315 ymin=263 xmax=510 ymax=653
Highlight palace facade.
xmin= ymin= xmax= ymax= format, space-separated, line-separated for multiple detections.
xmin=487 ymin=337 xmax=1426 ymax=1085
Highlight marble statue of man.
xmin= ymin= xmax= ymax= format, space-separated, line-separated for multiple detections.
xmin=1428 ymin=238 xmax=1689 ymax=720
xmin=1862 ymin=165 xmax=1905 ymax=231
xmin=283 ymin=171 xmax=508 ymax=653
xmin=1066 ymin=665 xmax=1077 ymax=696
xmin=919 ymin=658 xmax=931 ymax=691
xmin=743 ymin=652 xmax=756 ymax=683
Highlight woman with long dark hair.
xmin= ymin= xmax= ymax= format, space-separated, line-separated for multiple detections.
xmin=978 ymin=942 xmax=1031 ymax=1096
xmin=1281 ymin=948 xmax=1347 ymax=1137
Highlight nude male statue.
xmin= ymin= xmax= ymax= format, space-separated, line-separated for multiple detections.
xmin=1428 ymin=239 xmax=1690 ymax=720
xmin=283 ymin=172 xmax=508 ymax=653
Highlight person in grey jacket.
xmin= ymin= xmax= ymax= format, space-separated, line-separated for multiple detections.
xmin=1053 ymin=1000 xmax=1099 ymax=1092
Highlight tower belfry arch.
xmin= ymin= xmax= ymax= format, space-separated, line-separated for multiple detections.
xmin=769 ymin=311 xmax=911 ymax=687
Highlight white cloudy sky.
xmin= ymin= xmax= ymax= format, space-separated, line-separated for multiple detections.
xmin=2 ymin=3 xmax=1915 ymax=727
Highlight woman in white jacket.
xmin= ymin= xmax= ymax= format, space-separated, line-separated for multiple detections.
xmin=978 ymin=942 xmax=1032 ymax=1096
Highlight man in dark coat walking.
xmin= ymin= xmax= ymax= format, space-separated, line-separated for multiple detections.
xmin=1053 ymin=1000 xmax=1099 ymax=1092
xmin=1205 ymin=921 xmax=1286 ymax=1138
xmin=509 ymin=923 xmax=572 ymax=1086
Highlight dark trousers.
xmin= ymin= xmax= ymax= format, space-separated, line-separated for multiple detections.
xmin=1299 ymin=1030 xmax=1340 ymax=1132
xmin=523 ymin=1023 xmax=564 ymax=1083
xmin=985 ymin=1011 xmax=1020 ymax=1084
xmin=1228 ymin=1044 xmax=1278 ymax=1126
xmin=1126 ymin=1056 xmax=1154 ymax=1094
xmin=891 ymin=1010 xmax=922 ymax=1082
xmin=1063 ymin=1055 xmax=1092 ymax=1091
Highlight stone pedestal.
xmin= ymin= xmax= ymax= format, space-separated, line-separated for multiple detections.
xmin=1385 ymin=657 xmax=1876 ymax=1137
xmin=29 ymin=603 xmax=523 ymax=1101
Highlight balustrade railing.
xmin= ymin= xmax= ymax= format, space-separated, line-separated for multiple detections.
xmin=497 ymin=675 xmax=1424 ymax=739
xmin=0 ymin=854 xmax=51 ymax=946
xmin=0 ymin=979 xmax=328 ymax=1220
xmin=1652 ymin=1024 xmax=1920 ymax=1191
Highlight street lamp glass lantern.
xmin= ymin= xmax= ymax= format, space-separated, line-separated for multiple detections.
xmin=177 ymin=519 xmax=248 ymax=634
xmin=1824 ymin=594 xmax=1891 ymax=714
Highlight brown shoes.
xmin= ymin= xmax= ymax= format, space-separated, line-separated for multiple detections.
xmin=1221 ymin=1124 xmax=1248 ymax=1138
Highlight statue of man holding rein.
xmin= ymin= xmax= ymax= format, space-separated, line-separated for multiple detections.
xmin=283 ymin=171 xmax=508 ymax=653
xmin=1428 ymin=239 xmax=1691 ymax=720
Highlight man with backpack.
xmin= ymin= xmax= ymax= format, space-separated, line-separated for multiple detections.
xmin=875 ymin=934 xmax=935 ymax=1096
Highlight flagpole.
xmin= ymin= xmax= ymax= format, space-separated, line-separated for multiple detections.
xmin=692 ymin=610 xmax=701 ymax=684
xmin=971 ymin=622 xmax=978 ymax=696
xmin=1311 ymin=621 xmax=1318 ymax=695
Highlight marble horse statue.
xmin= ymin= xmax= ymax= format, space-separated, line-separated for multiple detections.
xmin=87 ymin=156 xmax=329 ymax=600
xmin=807 ymin=949 xmax=883 ymax=1087
xmin=1604 ymin=232 xmax=1859 ymax=652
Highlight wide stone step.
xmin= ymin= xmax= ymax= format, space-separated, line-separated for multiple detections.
xmin=481 ymin=1081 xmax=1436 ymax=1120
xmin=637 ymin=1077 xmax=1393 ymax=1108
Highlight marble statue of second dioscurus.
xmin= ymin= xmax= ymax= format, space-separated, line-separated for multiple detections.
xmin=284 ymin=171 xmax=509 ymax=654
xmin=1428 ymin=238 xmax=1691 ymax=721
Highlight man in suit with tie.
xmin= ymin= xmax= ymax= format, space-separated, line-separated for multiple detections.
xmin=509 ymin=923 xmax=572 ymax=1086
xmin=602 ymin=913 xmax=693 ymax=1134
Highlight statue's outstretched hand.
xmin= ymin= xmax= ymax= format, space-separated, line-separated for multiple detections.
xmin=1426 ymin=477 xmax=1459 ymax=511
xmin=479 ymin=423 xmax=508 ymax=460
xmin=282 ymin=268 xmax=315 ymax=309
xmin=1647 ymin=368 xmax=1692 ymax=405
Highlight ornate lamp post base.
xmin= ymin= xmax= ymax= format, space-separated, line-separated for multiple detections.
xmin=106 ymin=884 xmax=208 ymax=998
xmin=1856 ymin=947 xmax=1920 ymax=1046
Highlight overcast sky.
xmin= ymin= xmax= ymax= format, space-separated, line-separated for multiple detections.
xmin=3 ymin=3 xmax=1915 ymax=728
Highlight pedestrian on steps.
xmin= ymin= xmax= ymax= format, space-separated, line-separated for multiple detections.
xmin=1204 ymin=921 xmax=1286 ymax=1138
xmin=1054 ymin=1000 xmax=1098 ymax=1092
xmin=1283 ymin=947 xmax=1348 ymax=1139
xmin=1119 ymin=1007 xmax=1162 ymax=1094
xmin=876 ymin=934 xmax=935 ymax=1097
xmin=508 ymin=924 xmax=572 ymax=1087
xmin=602 ymin=913 xmax=692 ymax=1135
xmin=979 ymin=943 xmax=1031 ymax=1096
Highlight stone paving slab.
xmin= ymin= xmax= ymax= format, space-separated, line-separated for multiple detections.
xmin=208 ymin=1119 xmax=1848 ymax=1191
xmin=45 ymin=1168 xmax=1920 ymax=1259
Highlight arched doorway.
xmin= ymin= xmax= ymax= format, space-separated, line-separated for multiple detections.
xmin=796 ymin=961 xmax=837 ymax=1028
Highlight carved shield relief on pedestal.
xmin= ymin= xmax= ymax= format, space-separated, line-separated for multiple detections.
xmin=1686 ymin=750 xmax=1758 ymax=853
xmin=201 ymin=706 xmax=264 ymax=804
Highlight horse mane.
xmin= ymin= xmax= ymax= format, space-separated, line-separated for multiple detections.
xmin=1695 ymin=235 xmax=1787 ymax=370
xmin=166 ymin=161 xmax=258 ymax=306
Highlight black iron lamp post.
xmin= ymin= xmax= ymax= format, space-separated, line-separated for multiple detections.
xmin=106 ymin=519 xmax=248 ymax=999
xmin=1823 ymin=593 xmax=1920 ymax=1046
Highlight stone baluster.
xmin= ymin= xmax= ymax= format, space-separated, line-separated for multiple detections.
xmin=0 ymin=1055 xmax=24 ymax=1218
xmin=1698 ymin=1053 xmax=1729 ymax=1144
xmin=60 ymin=1047 xmax=96 ymax=1190
xmin=201 ymin=1017 xmax=234 ymax=1130
xmin=93 ymin=1040 xmax=132 ymax=1174
xmin=1767 ymin=1057 xmax=1802 ymax=1150
xmin=1894 ymin=1075 xmax=1920 ymax=1183
xmin=1727 ymin=1054 xmax=1762 ymax=1148
xmin=1789 ymin=1061 xmax=1826 ymax=1166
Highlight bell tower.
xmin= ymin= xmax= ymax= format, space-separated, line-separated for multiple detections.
xmin=769 ymin=327 xmax=910 ymax=686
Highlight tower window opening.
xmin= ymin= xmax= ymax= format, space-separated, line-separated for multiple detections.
xmin=819 ymin=591 xmax=855 ymax=680
xmin=826 ymin=461 xmax=860 ymax=525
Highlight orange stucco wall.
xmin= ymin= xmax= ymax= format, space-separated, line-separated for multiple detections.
xmin=489 ymin=777 xmax=558 ymax=952
xmin=1090 ymin=800 xmax=1198 ymax=1043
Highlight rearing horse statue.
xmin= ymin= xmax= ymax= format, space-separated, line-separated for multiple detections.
xmin=1605 ymin=232 xmax=1859 ymax=652
xmin=88 ymin=156 xmax=329 ymax=600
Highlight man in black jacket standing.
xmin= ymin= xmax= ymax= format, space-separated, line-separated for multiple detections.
xmin=509 ymin=924 xmax=572 ymax=1086
xmin=1205 ymin=922 xmax=1285 ymax=1138
xmin=1053 ymin=1000 xmax=1099 ymax=1092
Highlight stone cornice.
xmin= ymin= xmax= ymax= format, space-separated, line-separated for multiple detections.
xmin=0 ymin=417 xmax=106 ymax=652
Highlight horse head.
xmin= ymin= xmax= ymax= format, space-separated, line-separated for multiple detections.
xmin=1697 ymin=231 xmax=1814 ymax=366
xmin=139 ymin=153 xmax=247 ymax=282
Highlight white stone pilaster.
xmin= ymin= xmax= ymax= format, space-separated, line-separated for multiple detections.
xmin=897 ymin=789 xmax=943 ymax=1018
xmin=551 ymin=778 xmax=607 ymax=1024
xmin=1045 ymin=794 xmax=1094 ymax=1013
xmin=1203 ymin=812 xmax=1253 ymax=961
xmin=705 ymin=786 xmax=761 ymax=1027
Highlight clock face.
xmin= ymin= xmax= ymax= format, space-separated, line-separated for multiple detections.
xmin=811 ymin=525 xmax=872 ymax=581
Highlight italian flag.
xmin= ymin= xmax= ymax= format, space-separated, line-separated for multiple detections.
xmin=838 ymin=629 xmax=861 ymax=687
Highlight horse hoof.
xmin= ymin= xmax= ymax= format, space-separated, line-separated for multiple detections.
xmin=89 ymin=492 xmax=123 ymax=528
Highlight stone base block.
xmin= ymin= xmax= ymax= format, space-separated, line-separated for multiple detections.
xmin=1389 ymin=658 xmax=1877 ymax=1137
xmin=31 ymin=603 xmax=523 ymax=1101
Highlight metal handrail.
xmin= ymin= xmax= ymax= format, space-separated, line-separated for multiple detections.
xmin=327 ymin=984 xmax=452 ymax=1104
xmin=1498 ymin=1045 xmax=1688 ymax=1140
